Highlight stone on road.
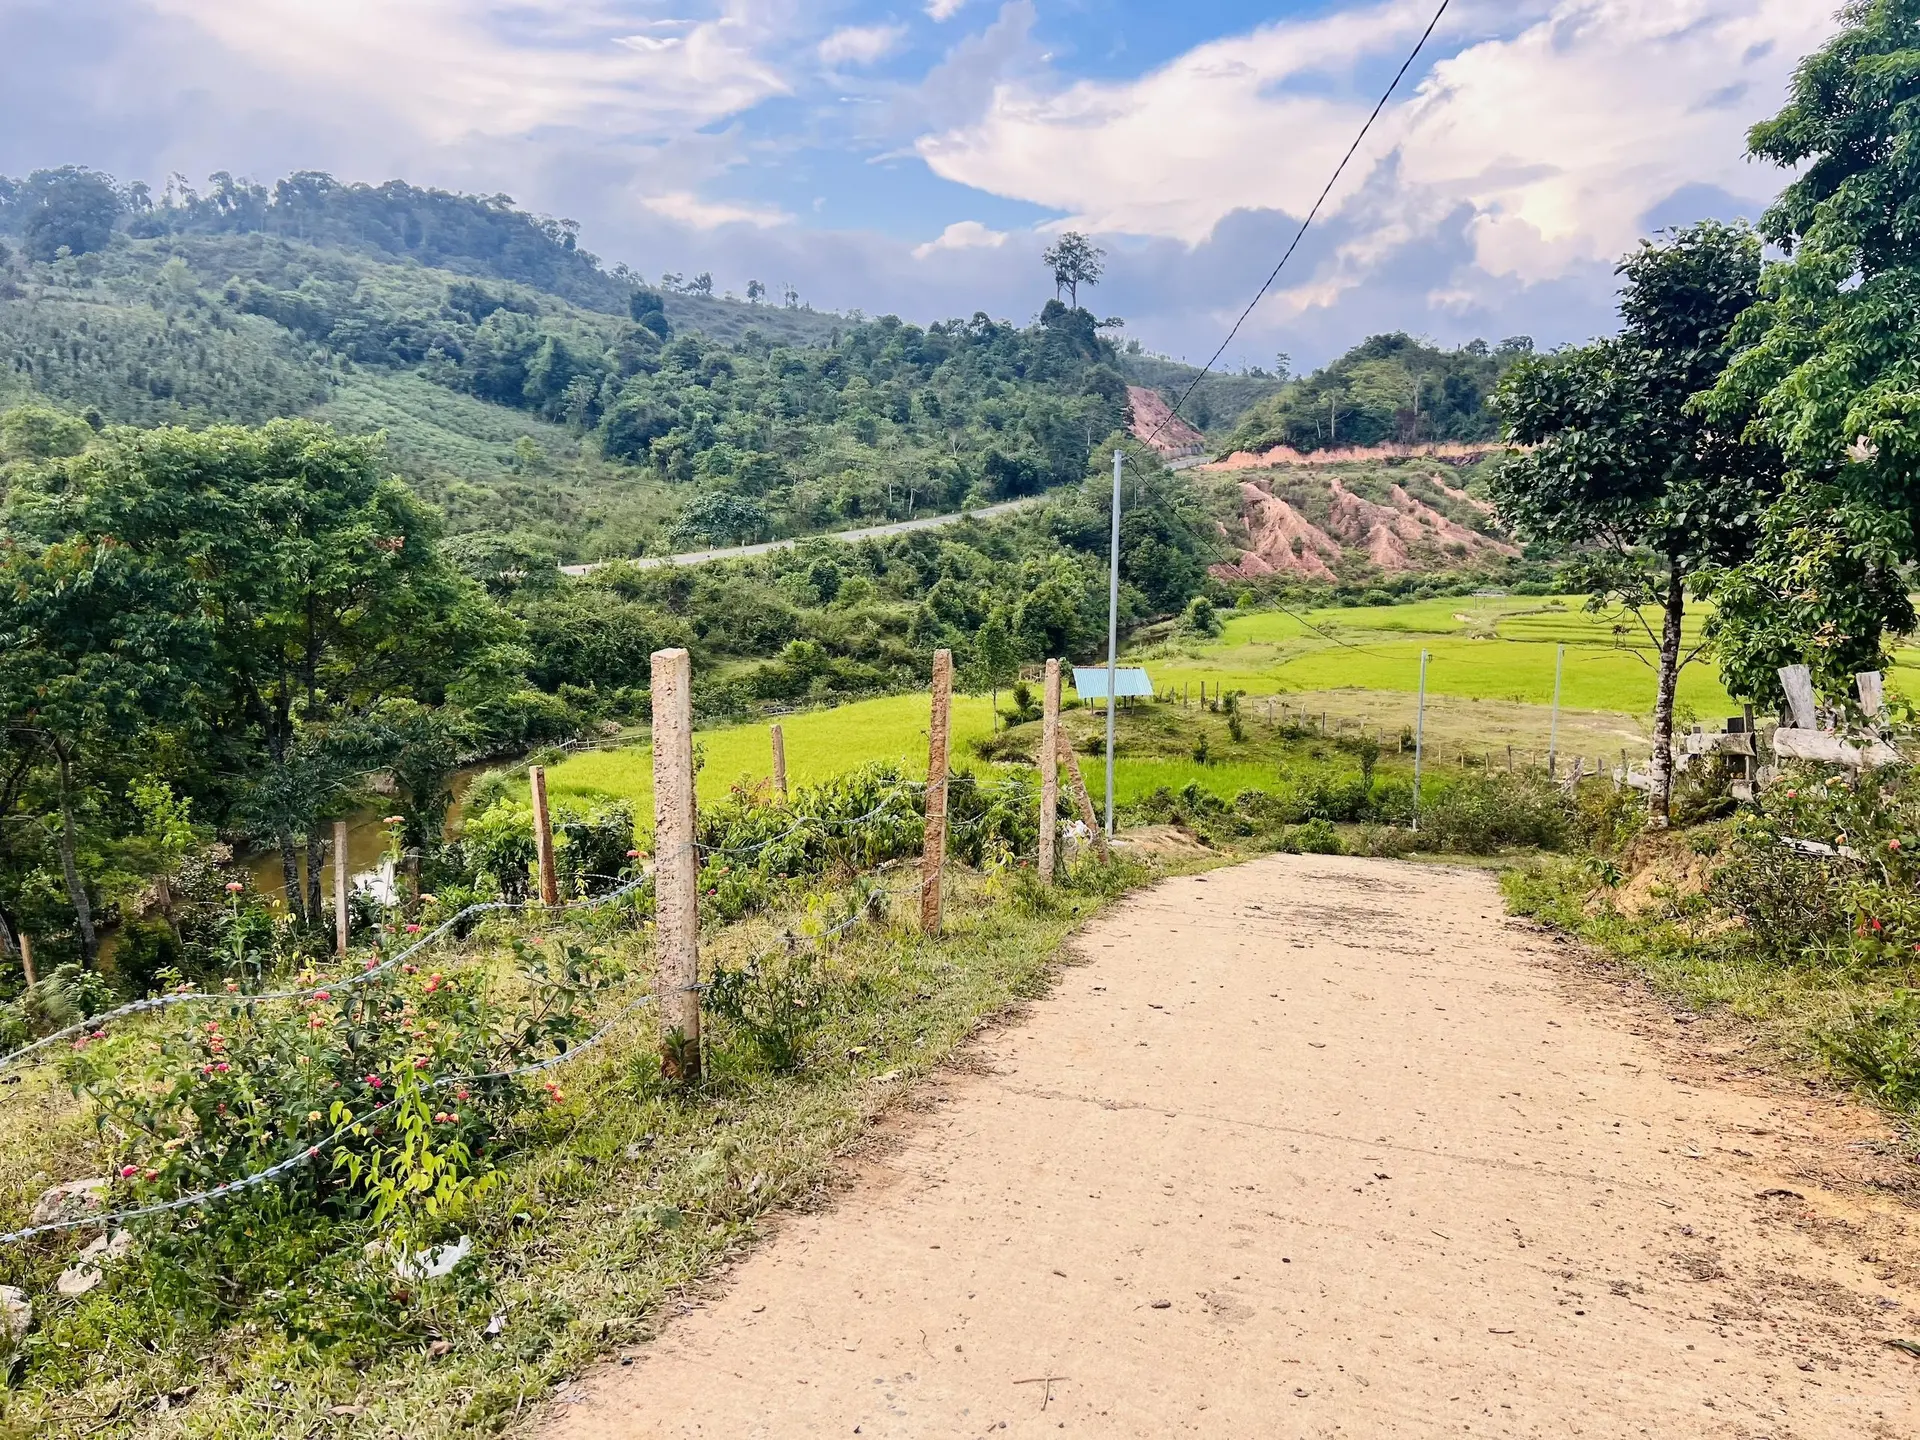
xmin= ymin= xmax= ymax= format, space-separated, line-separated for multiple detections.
xmin=543 ymin=854 xmax=1920 ymax=1438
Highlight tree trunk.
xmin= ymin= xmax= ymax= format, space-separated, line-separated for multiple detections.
xmin=279 ymin=830 xmax=307 ymax=926
xmin=52 ymin=745 xmax=98 ymax=964
xmin=1648 ymin=563 xmax=1687 ymax=828
xmin=305 ymin=827 xmax=326 ymax=922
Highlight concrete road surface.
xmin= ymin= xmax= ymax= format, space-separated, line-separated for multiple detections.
xmin=542 ymin=854 xmax=1920 ymax=1439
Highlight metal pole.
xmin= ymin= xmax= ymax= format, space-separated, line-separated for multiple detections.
xmin=1104 ymin=447 xmax=1122 ymax=839
xmin=1412 ymin=650 xmax=1429 ymax=829
xmin=1547 ymin=643 xmax=1564 ymax=778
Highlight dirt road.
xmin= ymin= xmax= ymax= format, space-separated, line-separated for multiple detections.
xmin=543 ymin=855 xmax=1920 ymax=1438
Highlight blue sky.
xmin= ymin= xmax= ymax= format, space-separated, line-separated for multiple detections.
xmin=0 ymin=0 xmax=1839 ymax=368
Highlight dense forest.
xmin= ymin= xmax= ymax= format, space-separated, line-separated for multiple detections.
xmin=1219 ymin=332 xmax=1531 ymax=455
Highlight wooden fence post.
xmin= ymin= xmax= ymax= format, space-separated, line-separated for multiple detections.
xmin=921 ymin=649 xmax=953 ymax=934
xmin=334 ymin=818 xmax=350 ymax=958
xmin=652 ymin=647 xmax=701 ymax=1081
xmin=530 ymin=765 xmax=559 ymax=907
xmin=17 ymin=932 xmax=34 ymax=990
xmin=770 ymin=723 xmax=788 ymax=802
xmin=1039 ymin=659 xmax=1061 ymax=885
xmin=1058 ymin=733 xmax=1110 ymax=862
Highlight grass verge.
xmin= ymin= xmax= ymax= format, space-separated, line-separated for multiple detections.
xmin=3 ymin=858 xmax=1166 ymax=1439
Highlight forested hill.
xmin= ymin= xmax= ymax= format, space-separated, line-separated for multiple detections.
xmin=1219 ymin=333 xmax=1533 ymax=457
xmin=0 ymin=166 xmax=1143 ymax=563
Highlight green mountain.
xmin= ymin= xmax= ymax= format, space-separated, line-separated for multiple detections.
xmin=0 ymin=167 xmax=1147 ymax=563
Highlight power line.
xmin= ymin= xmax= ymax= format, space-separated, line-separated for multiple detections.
xmin=1141 ymin=0 xmax=1455 ymax=451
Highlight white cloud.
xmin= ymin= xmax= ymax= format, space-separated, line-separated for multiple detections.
xmin=140 ymin=0 xmax=791 ymax=145
xmin=916 ymin=0 xmax=1836 ymax=281
xmin=642 ymin=190 xmax=791 ymax=229
xmin=819 ymin=24 xmax=907 ymax=67
xmin=926 ymin=0 xmax=969 ymax=20
xmin=912 ymin=219 xmax=1008 ymax=258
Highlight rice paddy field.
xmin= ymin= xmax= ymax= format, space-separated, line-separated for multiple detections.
xmin=539 ymin=594 xmax=1920 ymax=822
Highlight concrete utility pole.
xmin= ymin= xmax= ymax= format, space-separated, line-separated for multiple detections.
xmin=651 ymin=647 xmax=701 ymax=1080
xmin=1105 ymin=447 xmax=1123 ymax=839
xmin=1039 ymin=659 xmax=1061 ymax=885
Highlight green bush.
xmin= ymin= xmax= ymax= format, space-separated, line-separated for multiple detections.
xmin=1282 ymin=818 xmax=1344 ymax=855
xmin=1821 ymin=992 xmax=1920 ymax=1114
xmin=1418 ymin=772 xmax=1570 ymax=853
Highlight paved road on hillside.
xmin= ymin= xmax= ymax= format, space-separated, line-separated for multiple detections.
xmin=544 ymin=854 xmax=1920 ymax=1439
xmin=558 ymin=497 xmax=1042 ymax=576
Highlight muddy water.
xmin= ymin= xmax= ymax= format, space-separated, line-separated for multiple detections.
xmin=243 ymin=768 xmax=491 ymax=907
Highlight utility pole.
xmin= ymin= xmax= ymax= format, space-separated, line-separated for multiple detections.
xmin=1329 ymin=394 xmax=1338 ymax=446
xmin=1105 ymin=447 xmax=1123 ymax=839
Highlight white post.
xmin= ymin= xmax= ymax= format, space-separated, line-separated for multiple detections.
xmin=1105 ymin=447 xmax=1123 ymax=839
xmin=770 ymin=723 xmax=788 ymax=802
xmin=1412 ymin=650 xmax=1429 ymax=829
xmin=1547 ymin=643 xmax=1564 ymax=778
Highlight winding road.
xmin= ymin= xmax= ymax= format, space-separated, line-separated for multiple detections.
xmin=559 ymin=498 xmax=1043 ymax=577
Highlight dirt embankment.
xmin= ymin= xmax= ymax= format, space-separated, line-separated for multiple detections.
xmin=1205 ymin=439 xmax=1502 ymax=471
xmin=1211 ymin=472 xmax=1519 ymax=581
xmin=1125 ymin=386 xmax=1207 ymax=459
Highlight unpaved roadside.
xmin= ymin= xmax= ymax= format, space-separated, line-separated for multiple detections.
xmin=542 ymin=854 xmax=1920 ymax=1438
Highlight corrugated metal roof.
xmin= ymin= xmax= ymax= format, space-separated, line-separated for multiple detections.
xmin=1071 ymin=666 xmax=1155 ymax=699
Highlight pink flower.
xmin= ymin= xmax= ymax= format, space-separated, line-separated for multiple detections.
xmin=626 ymin=849 xmax=642 ymax=859
xmin=215 ymin=1062 xmax=230 ymax=1073
xmin=224 ymin=980 xmax=239 ymax=992
xmin=90 ymin=1030 xmax=106 ymax=1040
xmin=365 ymin=958 xmax=379 ymax=971
xmin=225 ymin=881 xmax=244 ymax=894
xmin=406 ymin=923 xmax=422 ymax=934
xmin=314 ymin=991 xmax=330 ymax=1002
xmin=144 ymin=1169 xmax=158 ymax=1182
xmin=1891 ymin=839 xmax=1903 ymax=853
xmin=120 ymin=1165 xmax=137 ymax=1179
xmin=366 ymin=1075 xmax=383 ymax=1088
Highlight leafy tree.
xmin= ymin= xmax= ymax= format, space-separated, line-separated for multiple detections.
xmin=0 ymin=535 xmax=206 ymax=960
xmin=670 ymin=492 xmax=768 ymax=549
xmin=1700 ymin=0 xmax=1920 ymax=704
xmin=17 ymin=166 xmax=123 ymax=261
xmin=747 ymin=280 xmax=766 ymax=304
xmin=1042 ymin=232 xmax=1105 ymax=309
xmin=1494 ymin=222 xmax=1774 ymax=824
xmin=969 ymin=607 xmax=1022 ymax=728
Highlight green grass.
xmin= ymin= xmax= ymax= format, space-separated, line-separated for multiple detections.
xmin=545 ymin=693 xmax=1004 ymax=817
xmin=10 ymin=864 xmax=1163 ymax=1439
xmin=1131 ymin=595 xmax=1738 ymax=718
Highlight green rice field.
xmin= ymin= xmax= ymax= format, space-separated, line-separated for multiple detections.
xmin=1123 ymin=596 xmax=1740 ymax=716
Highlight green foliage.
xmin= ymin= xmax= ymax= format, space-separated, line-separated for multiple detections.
xmin=1697 ymin=2 xmax=1920 ymax=703
xmin=1221 ymin=332 xmax=1523 ymax=455
xmin=1417 ymin=772 xmax=1571 ymax=853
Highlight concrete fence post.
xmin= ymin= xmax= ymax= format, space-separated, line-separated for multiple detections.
xmin=921 ymin=649 xmax=953 ymax=934
xmin=530 ymin=765 xmax=559 ymax=907
xmin=334 ymin=818 xmax=350 ymax=958
xmin=1039 ymin=658 xmax=1061 ymax=885
xmin=651 ymin=647 xmax=701 ymax=1081
xmin=770 ymin=723 xmax=788 ymax=802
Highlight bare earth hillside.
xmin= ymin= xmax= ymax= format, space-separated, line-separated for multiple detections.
xmin=1211 ymin=466 xmax=1519 ymax=581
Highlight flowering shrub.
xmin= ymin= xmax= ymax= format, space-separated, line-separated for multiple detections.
xmin=67 ymin=933 xmax=620 ymax=1236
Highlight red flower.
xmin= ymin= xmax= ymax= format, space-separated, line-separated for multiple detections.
xmin=120 ymin=1165 xmax=137 ymax=1179
xmin=366 ymin=1074 xmax=383 ymax=1088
